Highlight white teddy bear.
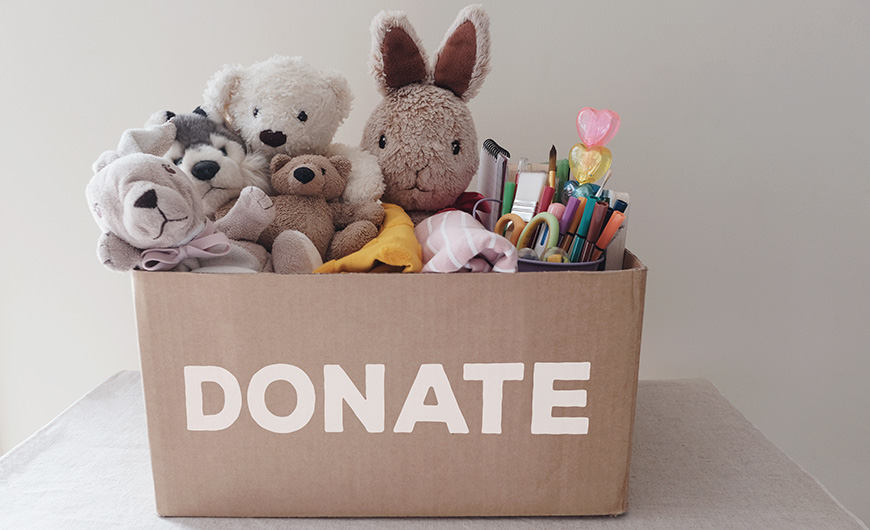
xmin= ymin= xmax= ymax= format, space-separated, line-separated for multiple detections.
xmin=202 ymin=55 xmax=385 ymax=206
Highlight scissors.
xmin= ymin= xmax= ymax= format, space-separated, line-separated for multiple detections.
xmin=494 ymin=213 xmax=526 ymax=246
xmin=516 ymin=212 xmax=560 ymax=250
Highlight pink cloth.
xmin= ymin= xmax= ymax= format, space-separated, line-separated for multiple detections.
xmin=139 ymin=219 xmax=232 ymax=271
xmin=414 ymin=210 xmax=517 ymax=273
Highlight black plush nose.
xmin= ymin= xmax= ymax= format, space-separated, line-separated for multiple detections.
xmin=260 ymin=129 xmax=287 ymax=148
xmin=134 ymin=189 xmax=158 ymax=209
xmin=191 ymin=160 xmax=220 ymax=181
xmin=293 ymin=167 xmax=315 ymax=184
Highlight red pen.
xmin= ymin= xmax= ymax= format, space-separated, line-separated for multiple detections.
xmin=533 ymin=186 xmax=555 ymax=216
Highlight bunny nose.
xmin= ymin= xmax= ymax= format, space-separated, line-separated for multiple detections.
xmin=191 ymin=160 xmax=220 ymax=181
xmin=293 ymin=167 xmax=315 ymax=184
xmin=260 ymin=129 xmax=287 ymax=148
xmin=134 ymin=189 xmax=158 ymax=209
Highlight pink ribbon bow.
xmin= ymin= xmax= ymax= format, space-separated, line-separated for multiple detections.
xmin=139 ymin=219 xmax=232 ymax=271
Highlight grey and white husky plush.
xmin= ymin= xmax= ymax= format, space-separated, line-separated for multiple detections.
xmin=146 ymin=108 xmax=271 ymax=217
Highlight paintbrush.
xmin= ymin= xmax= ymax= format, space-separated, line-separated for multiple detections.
xmin=548 ymin=145 xmax=557 ymax=188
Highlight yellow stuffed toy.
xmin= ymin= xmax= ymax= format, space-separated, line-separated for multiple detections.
xmin=315 ymin=203 xmax=422 ymax=273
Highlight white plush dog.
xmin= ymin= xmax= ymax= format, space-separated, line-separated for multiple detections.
xmin=86 ymin=122 xmax=321 ymax=274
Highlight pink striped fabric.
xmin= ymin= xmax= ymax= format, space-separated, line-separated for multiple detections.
xmin=414 ymin=211 xmax=518 ymax=273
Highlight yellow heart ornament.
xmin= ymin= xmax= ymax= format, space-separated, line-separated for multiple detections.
xmin=568 ymin=143 xmax=612 ymax=185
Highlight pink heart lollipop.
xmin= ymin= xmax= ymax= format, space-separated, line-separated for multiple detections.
xmin=576 ymin=108 xmax=621 ymax=147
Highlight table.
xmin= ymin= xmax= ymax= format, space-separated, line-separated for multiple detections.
xmin=1 ymin=372 xmax=865 ymax=529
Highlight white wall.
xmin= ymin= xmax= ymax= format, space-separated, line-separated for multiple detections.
xmin=1 ymin=0 xmax=868 ymax=523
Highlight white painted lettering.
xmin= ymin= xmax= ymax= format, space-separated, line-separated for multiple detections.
xmin=184 ymin=366 xmax=242 ymax=431
xmin=463 ymin=363 xmax=525 ymax=434
xmin=247 ymin=364 xmax=316 ymax=434
xmin=531 ymin=362 xmax=590 ymax=435
xmin=323 ymin=364 xmax=385 ymax=433
xmin=394 ymin=364 xmax=469 ymax=434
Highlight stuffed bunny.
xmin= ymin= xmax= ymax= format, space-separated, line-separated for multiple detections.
xmin=361 ymin=5 xmax=491 ymax=225
xmin=86 ymin=123 xmax=320 ymax=274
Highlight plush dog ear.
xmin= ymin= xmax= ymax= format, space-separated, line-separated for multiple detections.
xmin=117 ymin=122 xmax=177 ymax=158
xmin=203 ymin=64 xmax=244 ymax=124
xmin=433 ymin=4 xmax=491 ymax=101
xmin=370 ymin=10 xmax=430 ymax=95
xmin=270 ymin=153 xmax=293 ymax=175
xmin=92 ymin=150 xmax=121 ymax=173
xmin=144 ymin=110 xmax=176 ymax=127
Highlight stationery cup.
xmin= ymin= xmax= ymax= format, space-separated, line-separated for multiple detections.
xmin=517 ymin=254 xmax=605 ymax=272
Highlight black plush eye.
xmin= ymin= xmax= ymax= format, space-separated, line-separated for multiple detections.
xmin=451 ymin=140 xmax=461 ymax=155
xmin=378 ymin=135 xmax=386 ymax=149
xmin=297 ymin=110 xmax=308 ymax=122
xmin=173 ymin=157 xmax=183 ymax=166
xmin=320 ymin=167 xmax=326 ymax=175
xmin=253 ymin=107 xmax=260 ymax=117
xmin=220 ymin=147 xmax=227 ymax=156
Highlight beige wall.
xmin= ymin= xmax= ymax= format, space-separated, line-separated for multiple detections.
xmin=1 ymin=0 xmax=868 ymax=523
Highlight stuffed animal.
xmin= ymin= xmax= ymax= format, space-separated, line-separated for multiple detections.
xmin=361 ymin=5 xmax=492 ymax=225
xmin=86 ymin=122 xmax=321 ymax=274
xmin=145 ymin=107 xmax=271 ymax=218
xmin=202 ymin=55 xmax=385 ymax=206
xmin=218 ymin=154 xmax=385 ymax=262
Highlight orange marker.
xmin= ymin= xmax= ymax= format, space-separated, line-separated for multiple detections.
xmin=590 ymin=211 xmax=625 ymax=261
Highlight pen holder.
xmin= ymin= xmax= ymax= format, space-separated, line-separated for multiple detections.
xmin=517 ymin=254 xmax=605 ymax=272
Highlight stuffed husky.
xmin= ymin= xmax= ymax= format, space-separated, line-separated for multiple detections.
xmin=146 ymin=108 xmax=271 ymax=217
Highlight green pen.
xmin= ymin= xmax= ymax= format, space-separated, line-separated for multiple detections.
xmin=555 ymin=159 xmax=570 ymax=203
xmin=569 ymin=197 xmax=598 ymax=262
xmin=501 ymin=181 xmax=516 ymax=217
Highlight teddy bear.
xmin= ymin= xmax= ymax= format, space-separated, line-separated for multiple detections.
xmin=145 ymin=107 xmax=272 ymax=218
xmin=360 ymin=5 xmax=492 ymax=225
xmin=86 ymin=122 xmax=321 ymax=274
xmin=219 ymin=154 xmax=385 ymax=263
xmin=201 ymin=55 xmax=385 ymax=207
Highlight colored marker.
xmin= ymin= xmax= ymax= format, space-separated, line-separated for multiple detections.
xmin=501 ymin=181 xmax=516 ymax=216
xmin=580 ymin=200 xmax=609 ymax=262
xmin=590 ymin=211 xmax=625 ymax=261
xmin=560 ymin=197 xmax=586 ymax=252
xmin=569 ymin=198 xmax=598 ymax=262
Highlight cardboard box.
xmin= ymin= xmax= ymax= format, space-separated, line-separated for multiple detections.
xmin=132 ymin=251 xmax=647 ymax=517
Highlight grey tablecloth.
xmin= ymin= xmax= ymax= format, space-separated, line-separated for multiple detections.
xmin=1 ymin=372 xmax=865 ymax=529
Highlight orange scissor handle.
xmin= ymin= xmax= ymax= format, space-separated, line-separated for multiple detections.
xmin=494 ymin=214 xmax=526 ymax=246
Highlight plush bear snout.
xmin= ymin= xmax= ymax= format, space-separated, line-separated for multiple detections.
xmin=191 ymin=160 xmax=220 ymax=181
xmin=294 ymin=166 xmax=315 ymax=184
xmin=260 ymin=130 xmax=287 ymax=148
xmin=134 ymin=189 xmax=159 ymax=209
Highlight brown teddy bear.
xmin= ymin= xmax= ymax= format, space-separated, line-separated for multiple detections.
xmin=220 ymin=154 xmax=385 ymax=262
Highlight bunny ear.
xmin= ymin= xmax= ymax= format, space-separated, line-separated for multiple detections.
xmin=370 ymin=10 xmax=430 ymax=95
xmin=433 ymin=4 xmax=491 ymax=101
xmin=203 ymin=63 xmax=244 ymax=124
xmin=116 ymin=122 xmax=176 ymax=158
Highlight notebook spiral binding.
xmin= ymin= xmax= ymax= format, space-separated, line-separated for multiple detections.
xmin=482 ymin=138 xmax=510 ymax=160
